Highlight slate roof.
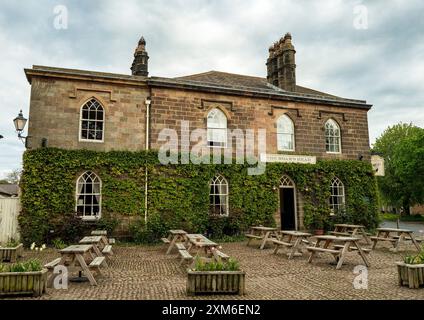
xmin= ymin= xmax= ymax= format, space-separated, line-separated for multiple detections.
xmin=0 ymin=184 xmax=19 ymax=197
xmin=25 ymin=66 xmax=371 ymax=109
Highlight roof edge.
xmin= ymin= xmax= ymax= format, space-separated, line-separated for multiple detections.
xmin=148 ymin=77 xmax=372 ymax=110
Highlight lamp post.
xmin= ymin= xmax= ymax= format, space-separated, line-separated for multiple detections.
xmin=13 ymin=110 xmax=28 ymax=145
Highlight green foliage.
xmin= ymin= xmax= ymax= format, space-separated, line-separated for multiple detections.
xmin=2 ymin=239 xmax=20 ymax=248
xmin=0 ymin=259 xmax=43 ymax=273
xmin=52 ymin=238 xmax=67 ymax=249
xmin=404 ymin=247 xmax=424 ymax=265
xmin=20 ymin=148 xmax=379 ymax=244
xmin=373 ymin=123 xmax=424 ymax=212
xmin=193 ymin=256 xmax=240 ymax=271
xmin=380 ymin=212 xmax=424 ymax=222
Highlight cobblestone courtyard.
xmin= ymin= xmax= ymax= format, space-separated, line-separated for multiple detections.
xmin=12 ymin=240 xmax=424 ymax=300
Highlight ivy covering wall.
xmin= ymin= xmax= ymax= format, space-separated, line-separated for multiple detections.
xmin=19 ymin=148 xmax=380 ymax=245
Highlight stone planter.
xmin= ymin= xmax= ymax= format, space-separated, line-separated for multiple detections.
xmin=0 ymin=244 xmax=24 ymax=263
xmin=396 ymin=262 xmax=424 ymax=289
xmin=187 ymin=270 xmax=245 ymax=296
xmin=0 ymin=269 xmax=48 ymax=297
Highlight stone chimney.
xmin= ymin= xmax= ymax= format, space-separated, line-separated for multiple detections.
xmin=131 ymin=36 xmax=149 ymax=76
xmin=266 ymin=33 xmax=296 ymax=92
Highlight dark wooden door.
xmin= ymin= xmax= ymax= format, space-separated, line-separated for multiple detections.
xmin=280 ymin=188 xmax=295 ymax=230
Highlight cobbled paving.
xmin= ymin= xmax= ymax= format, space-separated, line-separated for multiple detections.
xmin=9 ymin=240 xmax=424 ymax=300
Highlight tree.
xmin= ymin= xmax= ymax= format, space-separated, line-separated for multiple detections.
xmin=373 ymin=123 xmax=424 ymax=214
xmin=5 ymin=169 xmax=22 ymax=184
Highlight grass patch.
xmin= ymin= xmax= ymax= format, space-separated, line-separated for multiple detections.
xmin=380 ymin=212 xmax=424 ymax=222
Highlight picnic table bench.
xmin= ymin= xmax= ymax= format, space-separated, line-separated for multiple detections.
xmin=79 ymin=236 xmax=110 ymax=258
xmin=272 ymin=231 xmax=312 ymax=259
xmin=307 ymin=235 xmax=370 ymax=270
xmin=329 ymin=224 xmax=371 ymax=244
xmin=371 ymin=228 xmax=421 ymax=252
xmin=245 ymin=226 xmax=280 ymax=250
xmin=45 ymin=245 xmax=104 ymax=287
xmin=162 ymin=229 xmax=187 ymax=255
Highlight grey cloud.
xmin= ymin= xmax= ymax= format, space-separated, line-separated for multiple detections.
xmin=0 ymin=0 xmax=423 ymax=177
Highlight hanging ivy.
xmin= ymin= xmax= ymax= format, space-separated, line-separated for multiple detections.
xmin=18 ymin=148 xmax=380 ymax=245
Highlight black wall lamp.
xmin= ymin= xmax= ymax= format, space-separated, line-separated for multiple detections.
xmin=13 ymin=110 xmax=29 ymax=146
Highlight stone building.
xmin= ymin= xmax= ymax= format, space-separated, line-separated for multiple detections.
xmin=23 ymin=34 xmax=374 ymax=232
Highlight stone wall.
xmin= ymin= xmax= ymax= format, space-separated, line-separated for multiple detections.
xmin=27 ymin=77 xmax=149 ymax=151
xmin=149 ymin=87 xmax=371 ymax=161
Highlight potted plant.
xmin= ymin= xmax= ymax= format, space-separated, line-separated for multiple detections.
xmin=0 ymin=259 xmax=47 ymax=296
xmin=0 ymin=239 xmax=24 ymax=263
xmin=311 ymin=215 xmax=326 ymax=235
xmin=396 ymin=248 xmax=424 ymax=289
xmin=187 ymin=256 xmax=245 ymax=296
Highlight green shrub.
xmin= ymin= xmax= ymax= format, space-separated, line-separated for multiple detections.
xmin=52 ymin=238 xmax=67 ymax=249
xmin=0 ymin=259 xmax=43 ymax=273
xmin=404 ymin=247 xmax=424 ymax=265
xmin=192 ymin=256 xmax=240 ymax=271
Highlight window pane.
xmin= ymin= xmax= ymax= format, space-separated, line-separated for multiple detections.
xmin=76 ymin=172 xmax=102 ymax=218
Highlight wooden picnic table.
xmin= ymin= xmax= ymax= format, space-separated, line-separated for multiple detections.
xmin=330 ymin=224 xmax=371 ymax=244
xmin=272 ymin=231 xmax=312 ymax=259
xmin=185 ymin=234 xmax=218 ymax=257
xmin=371 ymin=228 xmax=421 ymax=252
xmin=307 ymin=235 xmax=370 ymax=270
xmin=164 ymin=229 xmax=188 ymax=255
xmin=79 ymin=236 xmax=108 ymax=256
xmin=245 ymin=226 xmax=280 ymax=250
xmin=57 ymin=245 xmax=100 ymax=286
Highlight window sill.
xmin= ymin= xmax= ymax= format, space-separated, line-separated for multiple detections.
xmin=79 ymin=139 xmax=104 ymax=143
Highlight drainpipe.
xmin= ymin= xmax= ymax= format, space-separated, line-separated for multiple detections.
xmin=144 ymin=97 xmax=151 ymax=224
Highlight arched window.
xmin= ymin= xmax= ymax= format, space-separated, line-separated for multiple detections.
xmin=325 ymin=119 xmax=341 ymax=153
xmin=280 ymin=175 xmax=295 ymax=187
xmin=277 ymin=115 xmax=295 ymax=151
xmin=80 ymin=98 xmax=104 ymax=141
xmin=209 ymin=175 xmax=229 ymax=216
xmin=76 ymin=171 xmax=102 ymax=219
xmin=330 ymin=177 xmax=345 ymax=214
xmin=207 ymin=108 xmax=227 ymax=147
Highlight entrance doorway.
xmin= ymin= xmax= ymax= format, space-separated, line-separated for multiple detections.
xmin=279 ymin=175 xmax=297 ymax=230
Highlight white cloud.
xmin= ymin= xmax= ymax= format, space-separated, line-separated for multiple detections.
xmin=0 ymin=0 xmax=423 ymax=177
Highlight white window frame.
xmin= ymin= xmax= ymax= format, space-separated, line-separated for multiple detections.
xmin=207 ymin=108 xmax=228 ymax=148
xmin=325 ymin=119 xmax=341 ymax=154
xmin=75 ymin=171 xmax=102 ymax=220
xmin=79 ymin=98 xmax=105 ymax=143
xmin=277 ymin=114 xmax=295 ymax=151
xmin=209 ymin=174 xmax=229 ymax=217
xmin=329 ymin=176 xmax=345 ymax=215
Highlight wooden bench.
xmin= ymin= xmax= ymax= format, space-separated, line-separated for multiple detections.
xmin=91 ymin=230 xmax=107 ymax=236
xmin=370 ymin=236 xmax=397 ymax=242
xmin=89 ymin=256 xmax=106 ymax=275
xmin=213 ymin=250 xmax=230 ymax=261
xmin=176 ymin=243 xmax=186 ymax=250
xmin=44 ymin=258 xmax=61 ymax=270
xmin=245 ymin=234 xmax=262 ymax=239
xmin=102 ymin=245 xmax=113 ymax=257
xmin=161 ymin=237 xmax=171 ymax=244
xmin=272 ymin=239 xmax=293 ymax=247
xmin=329 ymin=231 xmax=351 ymax=236
xmin=179 ymin=250 xmax=193 ymax=265
xmin=333 ymin=244 xmax=372 ymax=253
xmin=44 ymin=258 xmax=62 ymax=287
xmin=306 ymin=246 xmax=340 ymax=255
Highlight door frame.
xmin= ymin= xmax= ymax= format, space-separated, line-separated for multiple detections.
xmin=279 ymin=179 xmax=298 ymax=231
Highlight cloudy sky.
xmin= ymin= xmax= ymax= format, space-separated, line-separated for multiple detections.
xmin=0 ymin=0 xmax=423 ymax=178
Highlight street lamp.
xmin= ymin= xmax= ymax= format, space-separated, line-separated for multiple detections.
xmin=13 ymin=110 xmax=28 ymax=144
